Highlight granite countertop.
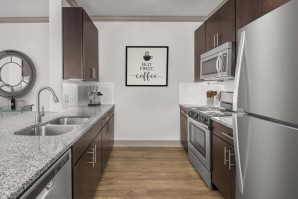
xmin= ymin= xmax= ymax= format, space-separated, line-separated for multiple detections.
xmin=211 ymin=116 xmax=233 ymax=129
xmin=0 ymin=104 xmax=114 ymax=199
xmin=179 ymin=104 xmax=205 ymax=108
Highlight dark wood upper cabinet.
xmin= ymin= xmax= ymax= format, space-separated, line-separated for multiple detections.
xmin=194 ymin=23 xmax=206 ymax=82
xmin=236 ymin=0 xmax=259 ymax=30
xmin=259 ymin=0 xmax=290 ymax=17
xmin=63 ymin=7 xmax=99 ymax=81
xmin=236 ymin=0 xmax=290 ymax=30
xmin=205 ymin=0 xmax=236 ymax=51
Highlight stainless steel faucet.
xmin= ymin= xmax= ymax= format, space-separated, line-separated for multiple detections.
xmin=36 ymin=86 xmax=59 ymax=124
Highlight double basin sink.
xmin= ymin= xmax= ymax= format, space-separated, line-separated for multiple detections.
xmin=14 ymin=117 xmax=89 ymax=136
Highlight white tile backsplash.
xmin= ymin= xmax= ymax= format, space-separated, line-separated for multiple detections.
xmin=62 ymin=81 xmax=114 ymax=107
xmin=179 ymin=80 xmax=235 ymax=105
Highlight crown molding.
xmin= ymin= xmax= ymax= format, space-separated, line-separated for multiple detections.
xmin=0 ymin=17 xmax=49 ymax=23
xmin=90 ymin=16 xmax=207 ymax=22
xmin=66 ymin=0 xmax=78 ymax=7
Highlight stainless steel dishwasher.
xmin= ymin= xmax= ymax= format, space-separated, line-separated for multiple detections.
xmin=19 ymin=150 xmax=72 ymax=199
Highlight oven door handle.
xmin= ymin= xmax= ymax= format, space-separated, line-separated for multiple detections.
xmin=187 ymin=116 xmax=209 ymax=130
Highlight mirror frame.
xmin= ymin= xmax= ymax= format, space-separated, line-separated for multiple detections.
xmin=0 ymin=50 xmax=36 ymax=98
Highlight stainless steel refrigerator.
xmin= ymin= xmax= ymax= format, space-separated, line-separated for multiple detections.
xmin=233 ymin=1 xmax=298 ymax=199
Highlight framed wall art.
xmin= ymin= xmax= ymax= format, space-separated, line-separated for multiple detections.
xmin=126 ymin=46 xmax=168 ymax=86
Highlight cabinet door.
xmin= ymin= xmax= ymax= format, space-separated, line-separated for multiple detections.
xmin=83 ymin=9 xmax=99 ymax=81
xmin=101 ymin=124 xmax=109 ymax=172
xmin=180 ymin=114 xmax=188 ymax=152
xmin=73 ymin=144 xmax=95 ymax=199
xmin=108 ymin=113 xmax=114 ymax=149
xmin=212 ymin=135 xmax=231 ymax=199
xmin=259 ymin=0 xmax=290 ymax=17
xmin=194 ymin=23 xmax=206 ymax=82
xmin=236 ymin=0 xmax=259 ymax=30
xmin=63 ymin=7 xmax=84 ymax=79
xmin=206 ymin=0 xmax=236 ymax=51
xmin=91 ymin=133 xmax=102 ymax=198
xmin=230 ymin=147 xmax=236 ymax=199
xmin=205 ymin=12 xmax=218 ymax=51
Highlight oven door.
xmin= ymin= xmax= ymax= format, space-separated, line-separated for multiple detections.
xmin=188 ymin=116 xmax=211 ymax=170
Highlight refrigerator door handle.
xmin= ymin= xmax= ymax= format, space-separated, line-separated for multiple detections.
xmin=233 ymin=31 xmax=246 ymax=112
xmin=233 ymin=114 xmax=244 ymax=194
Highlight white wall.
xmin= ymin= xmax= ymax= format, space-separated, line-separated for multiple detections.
xmin=0 ymin=23 xmax=49 ymax=110
xmin=96 ymin=22 xmax=200 ymax=141
xmin=49 ymin=0 xmax=63 ymax=112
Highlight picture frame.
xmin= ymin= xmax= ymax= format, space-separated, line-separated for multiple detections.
xmin=126 ymin=46 xmax=169 ymax=86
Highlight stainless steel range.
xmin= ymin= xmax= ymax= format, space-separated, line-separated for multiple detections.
xmin=187 ymin=92 xmax=233 ymax=189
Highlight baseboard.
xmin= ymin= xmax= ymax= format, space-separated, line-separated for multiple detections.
xmin=114 ymin=140 xmax=182 ymax=147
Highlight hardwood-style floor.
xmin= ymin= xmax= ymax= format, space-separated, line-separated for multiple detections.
xmin=94 ymin=147 xmax=223 ymax=199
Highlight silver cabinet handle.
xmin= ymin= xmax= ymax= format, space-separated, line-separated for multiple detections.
xmin=224 ymin=147 xmax=228 ymax=166
xmin=228 ymin=149 xmax=235 ymax=170
xmin=217 ymin=33 xmax=219 ymax=46
xmin=87 ymin=147 xmax=95 ymax=167
xmin=90 ymin=67 xmax=96 ymax=79
xmin=94 ymin=145 xmax=97 ymax=163
xmin=221 ymin=132 xmax=234 ymax=140
xmin=214 ymin=35 xmax=216 ymax=47
xmin=46 ymin=179 xmax=55 ymax=190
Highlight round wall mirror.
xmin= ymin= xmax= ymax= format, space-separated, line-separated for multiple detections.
xmin=0 ymin=50 xmax=36 ymax=98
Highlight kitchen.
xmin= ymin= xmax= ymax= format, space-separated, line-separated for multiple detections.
xmin=0 ymin=0 xmax=297 ymax=199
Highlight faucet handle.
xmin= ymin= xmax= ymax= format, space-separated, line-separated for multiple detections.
xmin=41 ymin=106 xmax=45 ymax=116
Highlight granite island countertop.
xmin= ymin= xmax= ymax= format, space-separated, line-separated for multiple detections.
xmin=0 ymin=104 xmax=114 ymax=199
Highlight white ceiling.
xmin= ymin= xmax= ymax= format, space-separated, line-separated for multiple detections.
xmin=76 ymin=0 xmax=223 ymax=17
xmin=0 ymin=0 xmax=224 ymax=18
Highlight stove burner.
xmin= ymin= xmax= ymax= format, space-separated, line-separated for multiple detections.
xmin=190 ymin=107 xmax=232 ymax=117
xmin=188 ymin=106 xmax=233 ymax=127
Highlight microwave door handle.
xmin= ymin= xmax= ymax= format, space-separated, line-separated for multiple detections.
xmin=219 ymin=52 xmax=223 ymax=75
xmin=216 ymin=54 xmax=220 ymax=77
xmin=216 ymin=52 xmax=222 ymax=77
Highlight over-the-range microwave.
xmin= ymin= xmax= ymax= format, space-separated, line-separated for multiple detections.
xmin=200 ymin=42 xmax=235 ymax=80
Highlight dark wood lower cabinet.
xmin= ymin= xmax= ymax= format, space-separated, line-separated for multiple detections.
xmin=212 ymin=135 xmax=235 ymax=199
xmin=180 ymin=106 xmax=188 ymax=153
xmin=92 ymin=132 xmax=102 ymax=196
xmin=102 ymin=113 xmax=114 ymax=172
xmin=73 ymin=143 xmax=95 ymax=199
xmin=73 ymin=109 xmax=114 ymax=199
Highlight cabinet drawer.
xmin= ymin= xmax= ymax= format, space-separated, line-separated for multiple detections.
xmin=212 ymin=121 xmax=233 ymax=145
xmin=72 ymin=119 xmax=101 ymax=166
xmin=102 ymin=109 xmax=114 ymax=127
